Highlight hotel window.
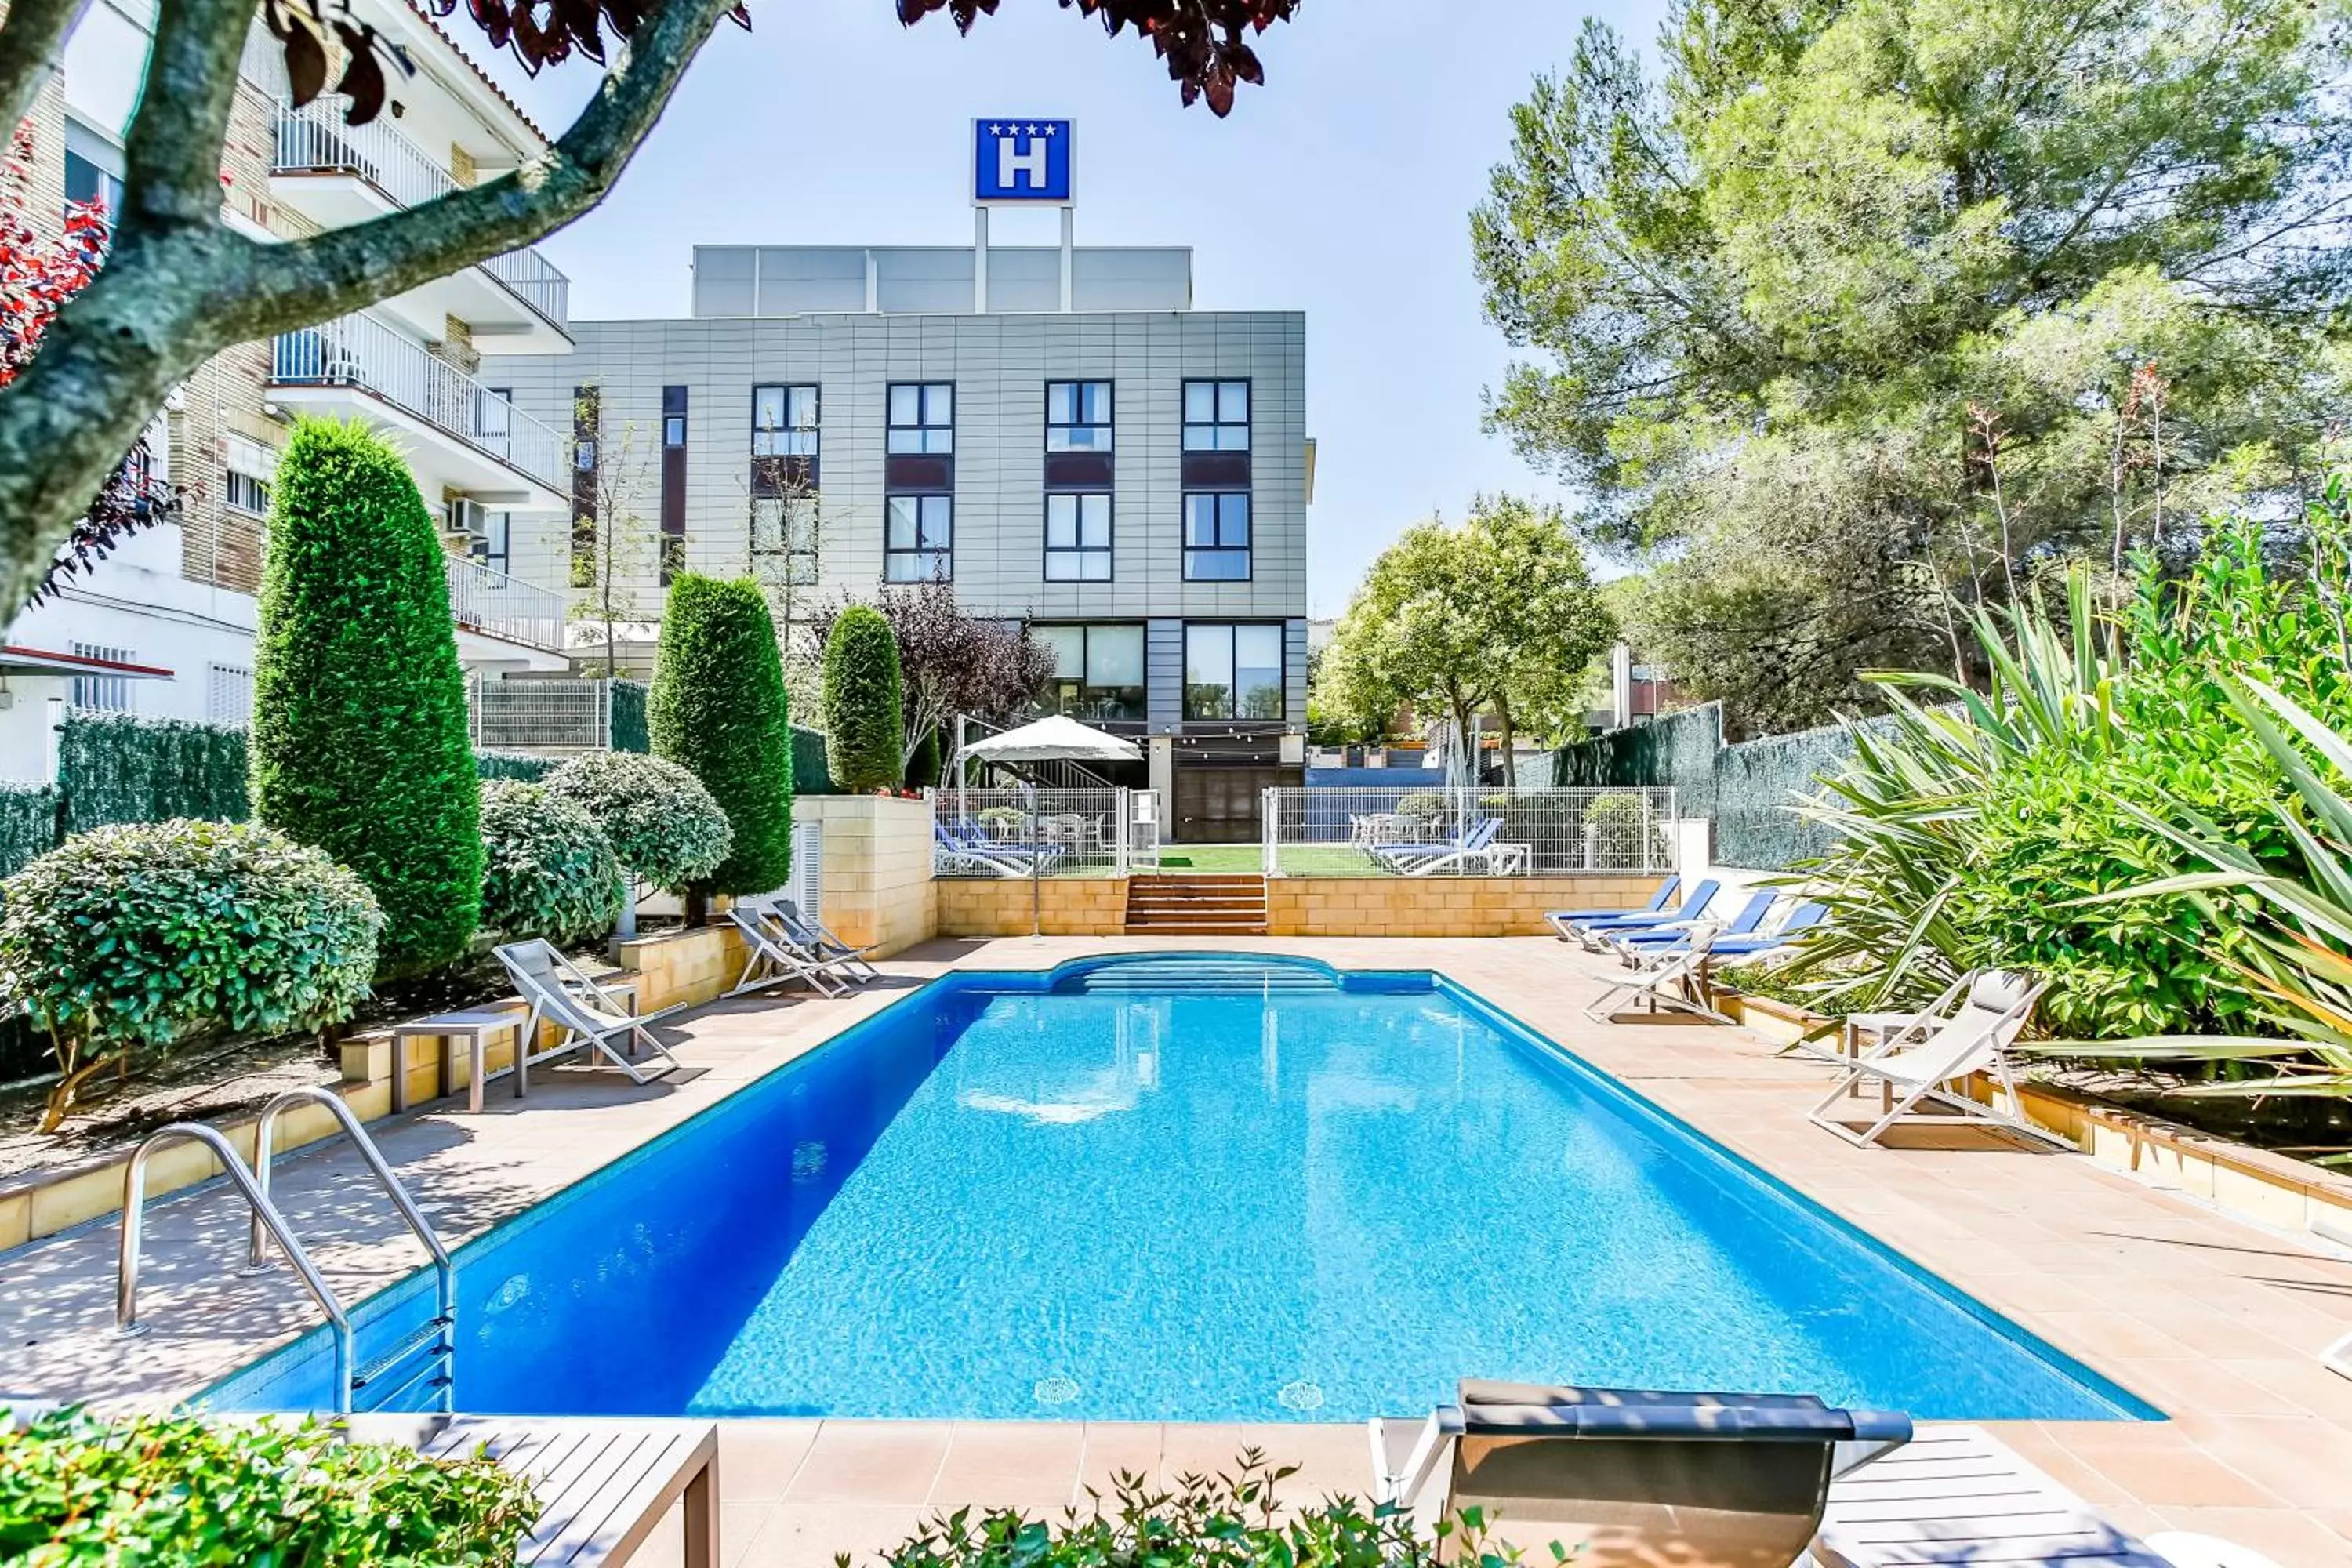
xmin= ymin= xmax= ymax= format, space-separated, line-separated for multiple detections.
xmin=1036 ymin=624 xmax=1146 ymax=723
xmin=64 ymin=122 xmax=125 ymax=220
xmin=1182 ymin=492 xmax=1251 ymax=580
xmin=1182 ymin=379 xmax=1250 ymax=452
xmin=222 ymin=434 xmax=275 ymax=518
xmin=71 ymin=642 xmax=136 ymax=714
xmin=752 ymin=495 xmax=819 ymax=586
xmin=885 ymin=494 xmax=953 ymax=582
xmin=659 ymin=385 xmax=688 ymax=583
xmin=1184 ymin=623 xmax=1284 ymax=721
xmin=1047 ymin=380 xmax=1112 ymax=452
xmin=887 ymin=383 xmax=954 ymax=455
xmin=1045 ymin=493 xmax=1112 ymax=581
xmin=753 ymin=384 xmax=820 ymax=459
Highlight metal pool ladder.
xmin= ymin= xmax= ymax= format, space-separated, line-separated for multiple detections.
xmin=116 ymin=1087 xmax=457 ymax=1415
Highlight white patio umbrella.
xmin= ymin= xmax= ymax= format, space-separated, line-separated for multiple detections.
xmin=953 ymin=717 xmax=1143 ymax=938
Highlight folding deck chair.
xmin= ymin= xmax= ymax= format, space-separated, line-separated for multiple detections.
xmin=1555 ymin=879 xmax=1722 ymax=952
xmin=1369 ymin=1381 xmax=1911 ymax=1568
xmin=775 ymin=898 xmax=882 ymax=983
xmin=726 ymin=898 xmax=866 ymax=997
xmin=1583 ymin=924 xmax=1727 ymax=1022
xmin=493 ymin=940 xmax=688 ymax=1088
xmin=1807 ymin=968 xmax=2062 ymax=1149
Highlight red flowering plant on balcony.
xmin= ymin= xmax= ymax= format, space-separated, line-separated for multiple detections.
xmin=1 ymin=195 xmax=179 ymax=608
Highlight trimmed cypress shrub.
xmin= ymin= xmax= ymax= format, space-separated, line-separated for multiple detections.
xmin=821 ymin=604 xmax=905 ymax=793
xmin=907 ymin=724 xmax=942 ymax=791
xmin=250 ymin=418 xmax=483 ymax=977
xmin=649 ymin=575 xmax=795 ymax=898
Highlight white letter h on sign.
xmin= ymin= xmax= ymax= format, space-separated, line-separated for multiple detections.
xmin=997 ymin=135 xmax=1048 ymax=190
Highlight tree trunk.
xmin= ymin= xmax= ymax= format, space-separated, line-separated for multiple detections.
xmin=1494 ymin=693 xmax=1519 ymax=788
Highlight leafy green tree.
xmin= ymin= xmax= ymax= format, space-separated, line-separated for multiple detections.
xmin=1323 ymin=495 xmax=1615 ymax=782
xmin=650 ymin=575 xmax=795 ymax=910
xmin=250 ymin=418 xmax=481 ymax=976
xmin=821 ymin=605 xmax=906 ymax=794
xmin=1475 ymin=0 xmax=2352 ymax=730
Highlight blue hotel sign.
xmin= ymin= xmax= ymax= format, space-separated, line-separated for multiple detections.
xmin=974 ymin=119 xmax=1073 ymax=203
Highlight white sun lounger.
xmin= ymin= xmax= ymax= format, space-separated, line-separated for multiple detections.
xmin=725 ymin=898 xmax=867 ymax=998
xmin=773 ymin=898 xmax=882 ymax=983
xmin=493 ymin=940 xmax=687 ymax=1090
xmin=1583 ymin=924 xmax=1727 ymax=1023
xmin=1807 ymin=969 xmax=2061 ymax=1150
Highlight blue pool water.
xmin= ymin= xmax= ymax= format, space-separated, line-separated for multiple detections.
xmin=207 ymin=955 xmax=2156 ymax=1422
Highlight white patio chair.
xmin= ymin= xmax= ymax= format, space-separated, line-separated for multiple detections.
xmin=1582 ymin=924 xmax=1727 ymax=1023
xmin=1806 ymin=969 xmax=2062 ymax=1149
xmin=493 ymin=940 xmax=686 ymax=1087
xmin=774 ymin=898 xmax=882 ymax=983
xmin=725 ymin=898 xmax=863 ymax=997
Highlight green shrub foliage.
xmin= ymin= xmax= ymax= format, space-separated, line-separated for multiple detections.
xmin=872 ymin=1452 xmax=1511 ymax=1568
xmin=0 ymin=1408 xmax=539 ymax=1564
xmin=0 ymin=784 xmax=56 ymax=880
xmin=0 ymin=819 xmax=381 ymax=1125
xmin=908 ymin=724 xmax=942 ymax=790
xmin=546 ymin=750 xmax=732 ymax=891
xmin=822 ymin=604 xmax=906 ymax=793
xmin=649 ymin=575 xmax=796 ymax=895
xmin=477 ymin=779 xmax=626 ymax=945
xmin=475 ymin=749 xmax=557 ymax=782
xmin=250 ymin=418 xmax=481 ymax=976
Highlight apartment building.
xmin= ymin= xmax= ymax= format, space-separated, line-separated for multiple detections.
xmin=0 ymin=0 xmax=579 ymax=775
xmin=498 ymin=242 xmax=1312 ymax=840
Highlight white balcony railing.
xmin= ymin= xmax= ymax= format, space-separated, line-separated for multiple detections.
xmin=448 ymin=554 xmax=565 ymax=652
xmin=272 ymin=97 xmax=571 ymax=332
xmin=272 ymin=313 xmax=565 ymax=488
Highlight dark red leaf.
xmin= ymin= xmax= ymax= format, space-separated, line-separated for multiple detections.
xmin=283 ymin=23 xmax=328 ymax=107
xmin=332 ymin=24 xmax=388 ymax=125
xmin=470 ymin=0 xmax=512 ymax=51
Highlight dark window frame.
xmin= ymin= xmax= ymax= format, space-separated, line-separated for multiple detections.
xmin=1181 ymin=377 xmax=1252 ymax=453
xmin=1182 ymin=491 xmax=1253 ymax=582
xmin=753 ymin=383 xmax=821 ymax=463
xmin=1035 ymin=622 xmax=1148 ymax=724
xmin=884 ymin=492 xmax=955 ymax=583
xmin=1182 ymin=622 xmax=1287 ymax=723
xmin=887 ymin=381 xmax=956 ymax=456
xmin=1046 ymin=379 xmax=1114 ymax=453
xmin=1044 ymin=491 xmax=1114 ymax=583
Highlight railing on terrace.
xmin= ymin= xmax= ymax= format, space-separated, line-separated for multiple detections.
xmin=447 ymin=556 xmax=564 ymax=652
xmin=273 ymin=97 xmax=571 ymax=332
xmin=469 ymin=677 xmax=625 ymax=753
xmin=272 ymin=314 xmax=565 ymax=488
xmin=1260 ymin=786 xmax=1676 ymax=877
xmin=934 ymin=787 xmax=1163 ymax=879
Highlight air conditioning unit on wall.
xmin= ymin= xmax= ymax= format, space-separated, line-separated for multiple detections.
xmin=445 ymin=496 xmax=492 ymax=549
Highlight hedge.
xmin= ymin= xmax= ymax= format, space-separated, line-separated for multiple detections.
xmin=649 ymin=575 xmax=796 ymax=895
xmin=250 ymin=418 xmax=482 ymax=977
xmin=791 ymin=725 xmax=837 ymax=795
xmin=610 ymin=678 xmax=650 ymax=753
xmin=475 ymin=749 xmax=558 ymax=782
xmin=821 ymin=604 xmax=906 ymax=793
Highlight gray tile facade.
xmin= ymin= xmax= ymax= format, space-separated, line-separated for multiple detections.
xmin=496 ymin=308 xmax=1308 ymax=728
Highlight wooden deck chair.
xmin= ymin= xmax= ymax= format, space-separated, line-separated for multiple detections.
xmin=493 ymin=941 xmax=685 ymax=1086
xmin=725 ymin=899 xmax=860 ymax=998
xmin=774 ymin=898 xmax=882 ymax=983
xmin=1583 ymin=924 xmax=1727 ymax=1023
xmin=1806 ymin=969 xmax=2062 ymax=1149
xmin=1368 ymin=1381 xmax=1911 ymax=1568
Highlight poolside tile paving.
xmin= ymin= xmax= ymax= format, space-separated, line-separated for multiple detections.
xmin=3 ymin=935 xmax=2351 ymax=1562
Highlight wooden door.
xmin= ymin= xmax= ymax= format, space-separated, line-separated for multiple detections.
xmin=1174 ymin=768 xmax=1277 ymax=844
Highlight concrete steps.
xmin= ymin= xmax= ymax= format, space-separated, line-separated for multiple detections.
xmin=1124 ymin=873 xmax=1269 ymax=936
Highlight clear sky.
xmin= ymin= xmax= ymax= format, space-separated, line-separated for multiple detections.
xmin=487 ymin=1 xmax=1669 ymax=616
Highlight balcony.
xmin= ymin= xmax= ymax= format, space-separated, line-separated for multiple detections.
xmin=270 ymin=313 xmax=566 ymax=496
xmin=448 ymin=554 xmax=565 ymax=654
xmin=271 ymin=96 xmax=571 ymax=348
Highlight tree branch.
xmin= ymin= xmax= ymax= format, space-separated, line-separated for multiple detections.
xmin=118 ymin=0 xmax=252 ymax=235
xmin=0 ymin=0 xmax=85 ymax=136
xmin=242 ymin=0 xmax=735 ymax=330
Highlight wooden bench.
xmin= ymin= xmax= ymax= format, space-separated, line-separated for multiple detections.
xmin=347 ymin=1414 xmax=717 ymax=1566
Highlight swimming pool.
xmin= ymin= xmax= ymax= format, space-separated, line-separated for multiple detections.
xmin=206 ymin=954 xmax=2156 ymax=1422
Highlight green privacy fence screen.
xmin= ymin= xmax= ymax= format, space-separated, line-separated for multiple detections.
xmin=790 ymin=724 xmax=839 ymax=795
xmin=1547 ymin=702 xmax=1875 ymax=870
xmin=610 ymin=680 xmax=650 ymax=754
xmin=0 ymin=713 xmax=642 ymax=879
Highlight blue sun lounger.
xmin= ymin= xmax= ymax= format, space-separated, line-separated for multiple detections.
xmin=1548 ymin=877 xmax=1678 ymax=927
xmin=1613 ymin=889 xmax=1778 ymax=949
xmin=1551 ymin=879 xmax=1720 ymax=949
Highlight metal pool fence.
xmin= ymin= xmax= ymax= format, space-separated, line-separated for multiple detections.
xmin=1260 ymin=786 xmax=1676 ymax=877
xmin=933 ymin=788 xmax=1164 ymax=878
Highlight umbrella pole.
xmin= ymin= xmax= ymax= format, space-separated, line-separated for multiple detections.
xmin=1027 ymin=777 xmax=1042 ymax=942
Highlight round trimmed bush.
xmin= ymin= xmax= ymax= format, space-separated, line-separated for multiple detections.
xmin=250 ymin=417 xmax=482 ymax=978
xmin=821 ymin=604 xmax=906 ymax=793
xmin=477 ymin=780 xmax=626 ymax=945
xmin=545 ymin=750 xmax=732 ymax=891
xmin=0 ymin=818 xmax=382 ymax=1125
xmin=649 ymin=575 xmax=795 ymax=897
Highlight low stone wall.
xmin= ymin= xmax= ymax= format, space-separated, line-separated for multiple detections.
xmin=618 ymin=922 xmax=750 ymax=1011
xmin=1267 ymin=876 xmax=1664 ymax=937
xmin=937 ymin=877 xmax=1128 ymax=936
xmin=799 ymin=795 xmax=937 ymax=956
